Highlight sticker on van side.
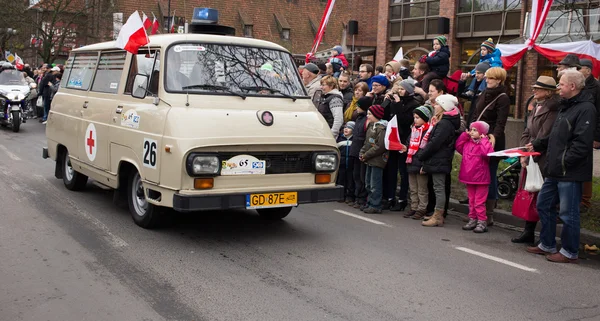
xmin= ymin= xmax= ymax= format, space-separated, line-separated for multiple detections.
xmin=121 ymin=110 xmax=141 ymax=129
xmin=143 ymin=138 xmax=157 ymax=169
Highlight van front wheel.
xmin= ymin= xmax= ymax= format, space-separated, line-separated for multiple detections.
xmin=127 ymin=170 xmax=162 ymax=229
xmin=256 ymin=207 xmax=293 ymax=220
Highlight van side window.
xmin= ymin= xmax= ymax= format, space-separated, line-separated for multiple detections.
xmin=65 ymin=52 xmax=98 ymax=90
xmin=125 ymin=50 xmax=160 ymax=95
xmin=60 ymin=56 xmax=74 ymax=88
xmin=91 ymin=51 xmax=126 ymax=94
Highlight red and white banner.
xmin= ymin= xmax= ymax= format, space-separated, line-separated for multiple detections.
xmin=385 ymin=116 xmax=406 ymax=151
xmin=115 ymin=11 xmax=149 ymax=54
xmin=488 ymin=148 xmax=540 ymax=158
xmin=307 ymin=0 xmax=336 ymax=62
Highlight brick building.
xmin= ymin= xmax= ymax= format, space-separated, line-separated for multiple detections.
xmin=373 ymin=0 xmax=600 ymax=142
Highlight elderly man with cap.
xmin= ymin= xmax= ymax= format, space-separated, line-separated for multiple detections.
xmin=301 ymin=63 xmax=323 ymax=105
xmin=578 ymin=59 xmax=600 ymax=211
xmin=526 ymin=70 xmax=595 ymax=263
xmin=556 ymin=54 xmax=581 ymax=77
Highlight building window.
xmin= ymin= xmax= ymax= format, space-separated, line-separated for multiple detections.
xmin=274 ymin=13 xmax=291 ymax=40
xmin=389 ymin=0 xmax=440 ymax=40
xmin=239 ymin=10 xmax=253 ymax=38
xmin=456 ymin=0 xmax=522 ymax=37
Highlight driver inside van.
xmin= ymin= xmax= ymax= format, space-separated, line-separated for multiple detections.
xmin=166 ymin=53 xmax=190 ymax=91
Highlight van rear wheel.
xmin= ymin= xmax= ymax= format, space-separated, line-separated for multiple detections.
xmin=127 ymin=170 xmax=163 ymax=229
xmin=62 ymin=150 xmax=88 ymax=191
xmin=257 ymin=207 xmax=293 ymax=220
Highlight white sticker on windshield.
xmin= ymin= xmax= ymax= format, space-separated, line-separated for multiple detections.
xmin=110 ymin=82 xmax=118 ymax=89
xmin=175 ymin=45 xmax=206 ymax=52
xmin=215 ymin=61 xmax=226 ymax=83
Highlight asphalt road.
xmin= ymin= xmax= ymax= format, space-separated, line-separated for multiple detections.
xmin=1 ymin=120 xmax=600 ymax=321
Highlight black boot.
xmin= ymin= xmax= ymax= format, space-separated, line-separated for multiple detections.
xmin=511 ymin=221 xmax=537 ymax=244
xmin=390 ymin=200 xmax=407 ymax=212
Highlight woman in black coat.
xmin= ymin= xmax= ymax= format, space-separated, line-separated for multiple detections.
xmin=350 ymin=97 xmax=372 ymax=208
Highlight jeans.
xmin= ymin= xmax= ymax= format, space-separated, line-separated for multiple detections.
xmin=467 ymin=184 xmax=488 ymax=221
xmin=365 ymin=165 xmax=384 ymax=209
xmin=42 ymin=97 xmax=51 ymax=121
xmin=536 ymin=178 xmax=582 ymax=259
xmin=353 ymin=158 xmax=367 ymax=205
xmin=427 ymin=173 xmax=451 ymax=213
xmin=431 ymin=173 xmax=446 ymax=210
xmin=488 ymin=158 xmax=499 ymax=200
xmin=383 ymin=151 xmax=409 ymax=202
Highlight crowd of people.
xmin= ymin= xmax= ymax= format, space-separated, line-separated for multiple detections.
xmin=301 ymin=38 xmax=600 ymax=264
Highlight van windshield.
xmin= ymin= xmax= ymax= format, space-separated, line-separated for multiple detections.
xmin=165 ymin=43 xmax=307 ymax=98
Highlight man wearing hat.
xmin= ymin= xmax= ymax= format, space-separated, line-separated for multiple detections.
xmin=301 ymin=62 xmax=323 ymax=105
xmin=556 ymin=54 xmax=581 ymax=77
xmin=579 ymin=59 xmax=600 ymax=210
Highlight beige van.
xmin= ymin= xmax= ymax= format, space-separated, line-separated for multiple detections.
xmin=43 ymin=33 xmax=343 ymax=228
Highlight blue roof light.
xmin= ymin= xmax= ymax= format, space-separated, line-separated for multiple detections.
xmin=192 ymin=8 xmax=219 ymax=24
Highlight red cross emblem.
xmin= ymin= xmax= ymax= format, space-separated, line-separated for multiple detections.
xmin=86 ymin=130 xmax=95 ymax=154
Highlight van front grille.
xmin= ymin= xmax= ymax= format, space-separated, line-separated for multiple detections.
xmin=219 ymin=152 xmax=313 ymax=174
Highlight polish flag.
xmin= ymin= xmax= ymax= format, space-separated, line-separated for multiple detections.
xmin=142 ymin=12 xmax=151 ymax=30
xmin=392 ymin=47 xmax=404 ymax=62
xmin=385 ymin=115 xmax=406 ymax=151
xmin=487 ymin=147 xmax=540 ymax=157
xmin=151 ymin=14 xmax=159 ymax=35
xmin=14 ymin=53 xmax=24 ymax=70
xmin=115 ymin=11 xmax=149 ymax=54
xmin=170 ymin=11 xmax=176 ymax=33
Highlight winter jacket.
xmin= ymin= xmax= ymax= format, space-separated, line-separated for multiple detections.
xmin=471 ymin=85 xmax=510 ymax=151
xmin=337 ymin=134 xmax=353 ymax=169
xmin=425 ymin=46 xmax=451 ymax=78
xmin=455 ymin=132 xmax=494 ymax=185
xmin=383 ymin=95 xmax=420 ymax=143
xmin=329 ymin=53 xmax=349 ymax=69
xmin=532 ymin=92 xmax=596 ymax=182
xmin=418 ymin=112 xmax=461 ymax=174
xmin=399 ymin=68 xmax=410 ymax=81
xmin=520 ymin=94 xmax=560 ymax=170
xmin=582 ymin=75 xmax=600 ymax=142
xmin=469 ymin=49 xmax=503 ymax=76
xmin=317 ymin=89 xmax=345 ymax=136
xmin=40 ymin=73 xmax=57 ymax=100
xmin=306 ymin=75 xmax=322 ymax=104
xmin=360 ymin=120 xmax=389 ymax=168
xmin=405 ymin=125 xmax=429 ymax=174
xmin=350 ymin=112 xmax=368 ymax=157
xmin=340 ymin=86 xmax=354 ymax=107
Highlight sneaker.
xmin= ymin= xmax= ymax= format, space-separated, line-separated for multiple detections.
xmin=473 ymin=220 xmax=488 ymax=233
xmin=42 ymin=121 xmax=47 ymax=125
xmin=363 ymin=207 xmax=382 ymax=214
xmin=462 ymin=219 xmax=477 ymax=230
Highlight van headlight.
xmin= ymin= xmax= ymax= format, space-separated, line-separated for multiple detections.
xmin=186 ymin=154 xmax=220 ymax=176
xmin=313 ymin=152 xmax=338 ymax=172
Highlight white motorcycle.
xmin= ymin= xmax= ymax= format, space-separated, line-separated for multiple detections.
xmin=0 ymin=68 xmax=35 ymax=132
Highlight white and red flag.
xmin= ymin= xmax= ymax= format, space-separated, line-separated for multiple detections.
xmin=392 ymin=47 xmax=404 ymax=62
xmin=151 ymin=14 xmax=159 ymax=35
xmin=14 ymin=53 xmax=24 ymax=70
xmin=385 ymin=116 xmax=406 ymax=151
xmin=170 ymin=11 xmax=176 ymax=33
xmin=487 ymin=147 xmax=540 ymax=158
xmin=308 ymin=0 xmax=336 ymax=59
xmin=115 ymin=11 xmax=149 ymax=54
xmin=142 ymin=12 xmax=151 ymax=30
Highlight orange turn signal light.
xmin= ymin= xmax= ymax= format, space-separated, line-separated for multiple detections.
xmin=315 ymin=173 xmax=331 ymax=184
xmin=194 ymin=178 xmax=214 ymax=189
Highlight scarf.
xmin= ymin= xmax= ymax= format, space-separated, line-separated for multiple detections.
xmin=406 ymin=123 xmax=431 ymax=164
xmin=345 ymin=97 xmax=358 ymax=123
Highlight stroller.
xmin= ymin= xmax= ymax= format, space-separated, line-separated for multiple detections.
xmin=497 ymin=157 xmax=521 ymax=199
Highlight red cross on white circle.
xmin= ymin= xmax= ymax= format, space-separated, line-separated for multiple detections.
xmin=85 ymin=123 xmax=97 ymax=161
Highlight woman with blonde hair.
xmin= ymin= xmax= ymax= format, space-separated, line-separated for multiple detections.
xmin=344 ymin=82 xmax=370 ymax=123
xmin=471 ymin=67 xmax=511 ymax=226
xmin=318 ymin=75 xmax=345 ymax=136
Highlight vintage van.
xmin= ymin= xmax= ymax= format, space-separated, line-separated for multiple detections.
xmin=43 ymin=25 xmax=343 ymax=228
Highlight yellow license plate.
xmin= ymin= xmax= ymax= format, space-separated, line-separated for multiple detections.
xmin=246 ymin=192 xmax=298 ymax=209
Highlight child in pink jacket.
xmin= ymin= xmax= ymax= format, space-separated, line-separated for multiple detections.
xmin=455 ymin=121 xmax=495 ymax=233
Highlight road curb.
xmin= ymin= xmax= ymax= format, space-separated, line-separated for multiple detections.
xmin=448 ymin=199 xmax=600 ymax=247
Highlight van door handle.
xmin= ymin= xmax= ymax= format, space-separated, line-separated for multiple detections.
xmin=116 ymin=106 xmax=123 ymax=114
xmin=83 ymin=101 xmax=88 ymax=108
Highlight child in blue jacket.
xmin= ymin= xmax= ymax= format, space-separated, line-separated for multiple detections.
xmin=462 ymin=38 xmax=503 ymax=93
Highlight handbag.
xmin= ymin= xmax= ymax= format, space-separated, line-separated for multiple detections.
xmin=512 ymin=168 xmax=539 ymax=222
xmin=524 ymin=156 xmax=543 ymax=192
xmin=476 ymin=93 xmax=507 ymax=122
xmin=36 ymin=96 xmax=43 ymax=108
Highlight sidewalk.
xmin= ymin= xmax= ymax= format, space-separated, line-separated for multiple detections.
xmin=448 ymin=199 xmax=600 ymax=248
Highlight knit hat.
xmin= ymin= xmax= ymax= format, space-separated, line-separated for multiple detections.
xmin=333 ymin=45 xmax=343 ymax=54
xmin=481 ymin=38 xmax=496 ymax=52
xmin=435 ymin=94 xmax=458 ymax=112
xmin=317 ymin=63 xmax=328 ymax=74
xmin=357 ymin=96 xmax=372 ymax=110
xmin=413 ymin=106 xmax=432 ymax=122
xmin=369 ymin=105 xmax=385 ymax=120
xmin=435 ymin=35 xmax=447 ymax=47
xmin=475 ymin=61 xmax=491 ymax=74
xmin=398 ymin=79 xmax=415 ymax=95
xmin=345 ymin=121 xmax=355 ymax=130
xmin=470 ymin=121 xmax=490 ymax=135
xmin=558 ymin=54 xmax=581 ymax=69
xmin=371 ymin=74 xmax=390 ymax=88
xmin=580 ymin=59 xmax=593 ymax=69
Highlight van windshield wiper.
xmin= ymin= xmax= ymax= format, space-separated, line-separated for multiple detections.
xmin=239 ymin=86 xmax=297 ymax=102
xmin=181 ymin=84 xmax=246 ymax=100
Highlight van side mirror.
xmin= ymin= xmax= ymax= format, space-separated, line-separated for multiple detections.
xmin=132 ymin=74 xmax=149 ymax=99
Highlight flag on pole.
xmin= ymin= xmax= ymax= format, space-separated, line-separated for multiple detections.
xmin=308 ymin=0 xmax=336 ymax=60
xmin=170 ymin=11 xmax=176 ymax=33
xmin=14 ymin=53 xmax=24 ymax=70
xmin=142 ymin=12 xmax=151 ymax=30
xmin=392 ymin=47 xmax=404 ymax=62
xmin=115 ymin=11 xmax=149 ymax=54
xmin=487 ymin=147 xmax=540 ymax=157
xmin=151 ymin=13 xmax=159 ymax=35
xmin=385 ymin=116 xmax=406 ymax=151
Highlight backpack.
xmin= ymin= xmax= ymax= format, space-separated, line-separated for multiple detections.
xmin=442 ymin=70 xmax=463 ymax=96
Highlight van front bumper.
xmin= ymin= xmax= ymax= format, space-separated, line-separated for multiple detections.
xmin=172 ymin=186 xmax=344 ymax=213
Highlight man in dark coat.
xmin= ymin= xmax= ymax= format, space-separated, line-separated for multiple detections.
xmin=579 ymin=59 xmax=600 ymax=211
xmin=526 ymin=70 xmax=596 ymax=264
